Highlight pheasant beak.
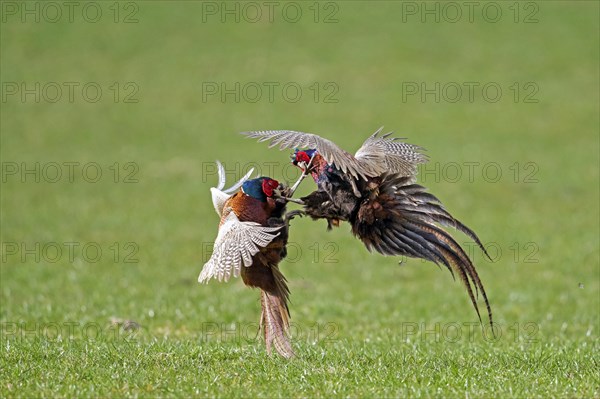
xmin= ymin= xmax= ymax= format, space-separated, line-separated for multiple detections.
xmin=272 ymin=184 xmax=285 ymax=198
xmin=271 ymin=183 xmax=303 ymax=204
xmin=291 ymin=158 xmax=305 ymax=171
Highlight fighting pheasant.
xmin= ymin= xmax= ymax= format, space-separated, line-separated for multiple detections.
xmin=199 ymin=161 xmax=297 ymax=358
xmin=242 ymin=128 xmax=493 ymax=326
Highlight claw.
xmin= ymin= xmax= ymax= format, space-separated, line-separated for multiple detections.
xmin=289 ymin=173 xmax=306 ymax=196
xmin=285 ymin=210 xmax=306 ymax=222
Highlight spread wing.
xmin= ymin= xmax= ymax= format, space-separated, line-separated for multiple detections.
xmin=241 ymin=130 xmax=377 ymax=180
xmin=198 ymin=212 xmax=281 ymax=283
xmin=355 ymin=127 xmax=428 ymax=178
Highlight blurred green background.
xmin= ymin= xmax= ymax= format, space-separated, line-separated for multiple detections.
xmin=1 ymin=1 xmax=598 ymax=397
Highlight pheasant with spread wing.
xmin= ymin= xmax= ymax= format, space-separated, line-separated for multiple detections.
xmin=199 ymin=162 xmax=297 ymax=358
xmin=242 ymin=128 xmax=493 ymax=326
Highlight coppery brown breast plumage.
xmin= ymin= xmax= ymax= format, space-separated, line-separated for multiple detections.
xmin=221 ymin=191 xmax=275 ymax=226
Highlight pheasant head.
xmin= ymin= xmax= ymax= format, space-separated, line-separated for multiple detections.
xmin=292 ymin=149 xmax=328 ymax=182
xmin=241 ymin=177 xmax=280 ymax=202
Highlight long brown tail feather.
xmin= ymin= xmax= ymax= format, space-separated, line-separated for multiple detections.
xmin=353 ymin=173 xmax=493 ymax=327
xmin=260 ymin=290 xmax=294 ymax=358
xmin=259 ymin=266 xmax=294 ymax=358
xmin=395 ymin=184 xmax=492 ymax=261
xmin=409 ymin=219 xmax=493 ymax=326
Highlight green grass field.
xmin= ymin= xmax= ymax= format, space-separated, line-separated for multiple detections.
xmin=1 ymin=1 xmax=599 ymax=397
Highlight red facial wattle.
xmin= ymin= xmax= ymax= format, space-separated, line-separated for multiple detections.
xmin=261 ymin=178 xmax=279 ymax=197
xmin=295 ymin=151 xmax=311 ymax=164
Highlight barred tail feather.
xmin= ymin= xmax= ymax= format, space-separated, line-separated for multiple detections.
xmin=353 ymin=174 xmax=493 ymax=326
xmin=406 ymin=220 xmax=492 ymax=326
xmin=260 ymin=290 xmax=294 ymax=358
xmin=394 ymin=184 xmax=491 ymax=261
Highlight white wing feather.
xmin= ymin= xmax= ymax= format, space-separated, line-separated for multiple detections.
xmin=198 ymin=212 xmax=281 ymax=283
xmin=210 ymin=161 xmax=255 ymax=216
xmin=211 ymin=187 xmax=230 ymax=216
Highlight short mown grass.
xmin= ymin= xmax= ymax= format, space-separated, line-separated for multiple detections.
xmin=1 ymin=2 xmax=598 ymax=397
